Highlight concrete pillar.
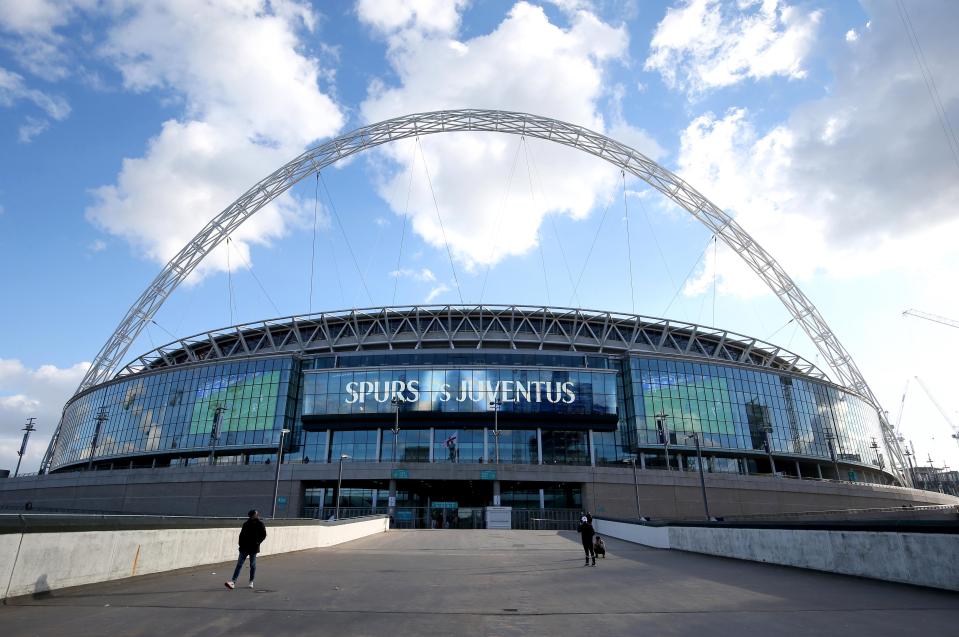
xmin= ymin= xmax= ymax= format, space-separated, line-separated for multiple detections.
xmin=388 ymin=478 xmax=397 ymax=525
xmin=483 ymin=428 xmax=489 ymax=464
xmin=677 ymin=454 xmax=684 ymax=472
xmin=374 ymin=428 xmax=382 ymax=463
xmin=795 ymin=460 xmax=802 ymax=478
xmin=429 ymin=427 xmax=435 ymax=463
xmin=493 ymin=480 xmax=501 ymax=506
xmin=639 ymin=452 xmax=646 ymax=470
xmin=537 ymin=428 xmax=543 ymax=465
xmin=589 ymin=430 xmax=596 ymax=467
xmin=539 ymin=488 xmax=545 ymax=510
xmin=323 ymin=429 xmax=331 ymax=463
xmin=816 ymin=464 xmax=823 ymax=479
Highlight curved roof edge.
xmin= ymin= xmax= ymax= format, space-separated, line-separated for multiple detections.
xmin=115 ymin=305 xmax=828 ymax=381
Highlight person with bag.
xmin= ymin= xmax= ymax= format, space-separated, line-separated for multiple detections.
xmin=225 ymin=509 xmax=267 ymax=590
xmin=577 ymin=513 xmax=596 ymax=567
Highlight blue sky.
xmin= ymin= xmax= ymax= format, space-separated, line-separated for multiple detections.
xmin=1 ymin=0 xmax=957 ymax=474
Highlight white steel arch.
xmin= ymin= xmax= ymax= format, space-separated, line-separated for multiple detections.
xmin=47 ymin=109 xmax=907 ymax=482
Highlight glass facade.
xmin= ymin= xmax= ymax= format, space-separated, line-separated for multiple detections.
xmin=51 ymin=358 xmax=294 ymax=469
xmin=625 ymin=357 xmax=886 ymax=468
xmin=50 ymin=343 xmax=893 ymax=479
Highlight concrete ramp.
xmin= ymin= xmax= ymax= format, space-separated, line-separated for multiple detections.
xmin=2 ymin=529 xmax=958 ymax=636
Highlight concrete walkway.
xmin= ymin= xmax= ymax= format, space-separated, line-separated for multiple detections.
xmin=2 ymin=530 xmax=956 ymax=636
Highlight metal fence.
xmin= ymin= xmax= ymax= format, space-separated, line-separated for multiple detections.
xmin=511 ymin=508 xmax=582 ymax=530
xmin=300 ymin=506 xmax=583 ymax=530
xmin=302 ymin=506 xmax=389 ymax=520
xmin=302 ymin=506 xmax=486 ymax=529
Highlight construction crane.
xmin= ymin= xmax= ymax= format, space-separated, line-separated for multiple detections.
xmin=902 ymin=309 xmax=959 ymax=330
xmin=893 ymin=379 xmax=910 ymax=442
xmin=914 ymin=376 xmax=959 ymax=448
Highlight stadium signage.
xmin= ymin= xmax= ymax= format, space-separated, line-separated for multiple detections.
xmin=344 ymin=380 xmax=577 ymax=405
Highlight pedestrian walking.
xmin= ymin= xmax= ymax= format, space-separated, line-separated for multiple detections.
xmin=225 ymin=509 xmax=267 ymax=590
xmin=578 ymin=513 xmax=596 ymax=567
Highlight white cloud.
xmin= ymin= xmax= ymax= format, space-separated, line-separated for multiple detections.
xmin=390 ymin=267 xmax=437 ymax=283
xmin=360 ymin=1 xmax=659 ymax=270
xmin=545 ymin=0 xmax=595 ymax=13
xmin=845 ymin=28 xmax=858 ymax=43
xmin=0 ymin=0 xmax=98 ymax=79
xmin=0 ymin=66 xmax=70 ymax=117
xmin=0 ymin=358 xmax=90 ymax=474
xmin=356 ymin=0 xmax=467 ymax=39
xmin=675 ymin=0 xmax=959 ymax=298
xmin=85 ymin=0 xmax=344 ymax=280
xmin=17 ymin=115 xmax=48 ymax=142
xmin=425 ymin=283 xmax=450 ymax=303
xmin=672 ymin=1 xmax=959 ymax=467
xmin=645 ymin=0 xmax=822 ymax=95
xmin=0 ymin=64 xmax=69 ymax=142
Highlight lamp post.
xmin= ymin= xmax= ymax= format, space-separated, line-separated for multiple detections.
xmin=87 ymin=407 xmax=109 ymax=471
xmin=489 ymin=398 xmax=502 ymax=464
xmin=271 ymin=428 xmax=291 ymax=519
xmin=14 ymin=418 xmax=37 ymax=477
xmin=762 ymin=423 xmax=777 ymax=475
xmin=870 ymin=437 xmax=881 ymax=465
xmin=623 ymin=454 xmax=641 ymax=519
xmin=824 ymin=428 xmax=840 ymax=480
xmin=334 ymin=453 xmax=351 ymax=520
xmin=869 ymin=437 xmax=883 ymax=483
xmin=685 ymin=432 xmax=711 ymax=520
xmin=904 ymin=447 xmax=916 ymax=488
xmin=209 ymin=404 xmax=227 ymax=464
xmin=390 ymin=396 xmax=401 ymax=463
xmin=655 ymin=411 xmax=671 ymax=470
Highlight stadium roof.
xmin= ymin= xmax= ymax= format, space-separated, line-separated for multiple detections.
xmin=116 ymin=305 xmax=828 ymax=382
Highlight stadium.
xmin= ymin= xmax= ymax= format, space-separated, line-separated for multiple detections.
xmin=3 ymin=110 xmax=955 ymax=524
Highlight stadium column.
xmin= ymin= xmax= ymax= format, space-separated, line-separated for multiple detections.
xmin=388 ymin=479 xmax=396 ymax=521
xmin=589 ymin=430 xmax=596 ymax=467
xmin=374 ymin=429 xmax=382 ymax=463
xmin=639 ymin=452 xmax=646 ymax=469
xmin=536 ymin=429 xmax=543 ymax=464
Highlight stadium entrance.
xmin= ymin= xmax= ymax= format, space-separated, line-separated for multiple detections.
xmin=301 ymin=479 xmax=582 ymax=529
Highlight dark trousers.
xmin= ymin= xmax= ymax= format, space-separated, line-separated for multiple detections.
xmin=581 ymin=535 xmax=596 ymax=557
xmin=232 ymin=550 xmax=257 ymax=582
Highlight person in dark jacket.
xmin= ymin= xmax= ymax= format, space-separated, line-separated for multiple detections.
xmin=577 ymin=513 xmax=596 ymax=567
xmin=225 ymin=509 xmax=267 ymax=590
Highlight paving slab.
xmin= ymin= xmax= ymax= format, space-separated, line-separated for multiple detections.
xmin=2 ymin=530 xmax=956 ymax=636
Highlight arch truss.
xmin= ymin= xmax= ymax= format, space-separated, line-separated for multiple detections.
xmin=45 ymin=109 xmax=908 ymax=484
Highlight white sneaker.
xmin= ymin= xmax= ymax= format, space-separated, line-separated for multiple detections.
xmin=248 ymin=582 xmax=254 ymax=589
xmin=224 ymin=581 xmax=235 ymax=590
